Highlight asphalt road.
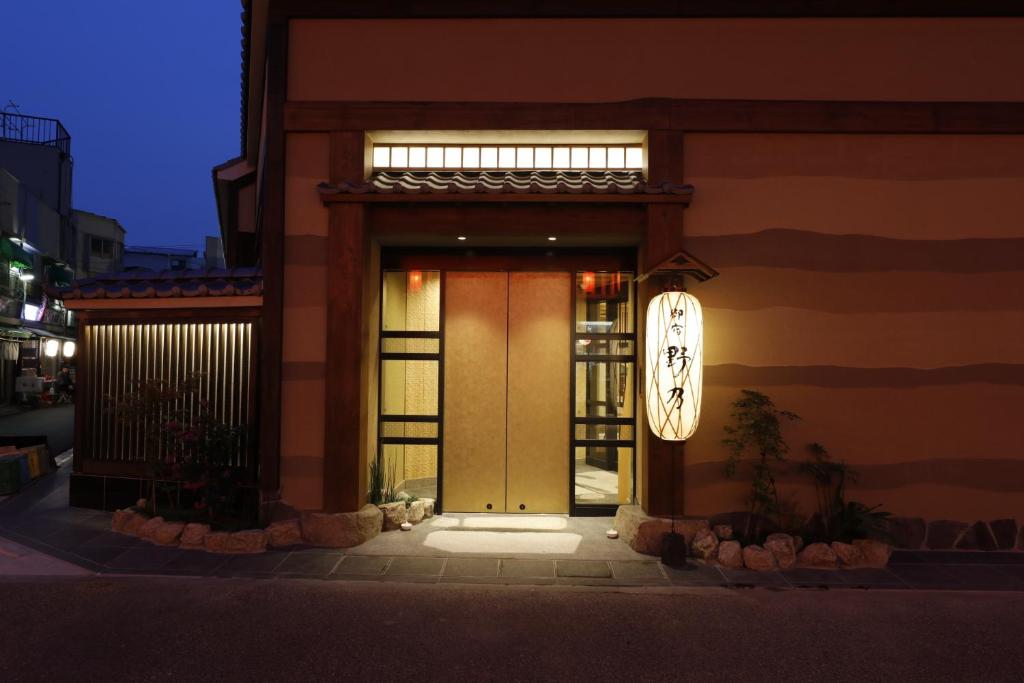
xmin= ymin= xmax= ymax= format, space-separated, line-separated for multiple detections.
xmin=0 ymin=578 xmax=1021 ymax=682
xmin=0 ymin=404 xmax=74 ymax=454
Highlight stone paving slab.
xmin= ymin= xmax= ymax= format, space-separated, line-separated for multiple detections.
xmin=556 ymin=560 xmax=612 ymax=578
xmin=332 ymin=555 xmax=390 ymax=576
xmin=499 ymin=559 xmax=556 ymax=578
xmin=443 ymin=557 xmax=500 ymax=577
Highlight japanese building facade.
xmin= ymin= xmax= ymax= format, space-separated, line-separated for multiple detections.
xmin=215 ymin=3 xmax=1024 ymax=524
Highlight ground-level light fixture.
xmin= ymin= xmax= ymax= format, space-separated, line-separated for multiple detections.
xmin=44 ymin=339 xmax=59 ymax=358
xmin=457 ymin=235 xmax=467 ymax=241
xmin=62 ymin=340 xmax=76 ymax=357
xmin=547 ymin=236 xmax=557 ymax=241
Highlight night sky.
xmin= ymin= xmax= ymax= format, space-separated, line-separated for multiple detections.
xmin=3 ymin=1 xmax=240 ymax=249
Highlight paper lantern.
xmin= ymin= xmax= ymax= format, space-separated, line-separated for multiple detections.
xmin=44 ymin=339 xmax=59 ymax=358
xmin=62 ymin=341 xmax=76 ymax=357
xmin=645 ymin=290 xmax=703 ymax=441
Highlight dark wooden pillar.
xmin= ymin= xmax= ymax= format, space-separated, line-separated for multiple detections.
xmin=642 ymin=130 xmax=687 ymax=518
xmin=324 ymin=131 xmax=367 ymax=512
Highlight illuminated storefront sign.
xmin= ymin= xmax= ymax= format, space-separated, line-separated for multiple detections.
xmin=644 ymin=290 xmax=703 ymax=441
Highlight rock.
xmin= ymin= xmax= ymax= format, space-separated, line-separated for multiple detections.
xmin=717 ymin=540 xmax=744 ymax=569
xmin=267 ymin=519 xmax=302 ymax=548
xmin=797 ymin=542 xmax=838 ymax=568
xmin=204 ymin=532 xmax=230 ymax=553
xmin=713 ymin=524 xmax=733 ymax=541
xmin=224 ymin=530 xmax=267 ymax=554
xmin=380 ymin=502 xmax=408 ymax=530
xmin=885 ymin=516 xmax=927 ymax=549
xmin=793 ymin=536 xmax=805 ymax=554
xmin=139 ymin=516 xmax=166 ymax=542
xmin=111 ymin=509 xmax=133 ymax=533
xmin=422 ymin=499 xmax=435 ymax=518
xmin=300 ymin=505 xmax=383 ymax=548
xmin=151 ymin=521 xmax=185 ymax=546
xmin=853 ymin=539 xmax=893 ymax=568
xmin=831 ymin=541 xmax=865 ymax=567
xmin=742 ymin=545 xmax=777 ymax=572
xmin=613 ymin=506 xmax=709 ymax=556
xmin=925 ymin=519 xmax=968 ymax=550
xmin=122 ymin=511 xmax=148 ymax=536
xmin=135 ymin=498 xmax=148 ymax=510
xmin=764 ymin=533 xmax=797 ymax=570
xmin=691 ymin=528 xmax=719 ymax=561
xmin=407 ymin=500 xmax=425 ymax=524
xmin=989 ymin=519 xmax=1018 ymax=551
xmin=710 ymin=511 xmax=778 ymax=540
xmin=180 ymin=523 xmax=210 ymax=549
xmin=955 ymin=521 xmax=998 ymax=551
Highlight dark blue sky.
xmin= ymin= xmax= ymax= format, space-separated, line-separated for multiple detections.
xmin=3 ymin=1 xmax=240 ymax=248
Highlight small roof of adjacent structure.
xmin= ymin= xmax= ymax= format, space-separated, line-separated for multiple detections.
xmin=51 ymin=268 xmax=262 ymax=301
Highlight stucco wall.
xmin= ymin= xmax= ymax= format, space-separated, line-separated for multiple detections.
xmin=683 ymin=133 xmax=1024 ymax=521
xmin=281 ymin=133 xmax=330 ymax=510
xmin=289 ymin=18 xmax=1024 ymax=103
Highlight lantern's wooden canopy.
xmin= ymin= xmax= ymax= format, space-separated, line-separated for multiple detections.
xmin=637 ymin=250 xmax=719 ymax=283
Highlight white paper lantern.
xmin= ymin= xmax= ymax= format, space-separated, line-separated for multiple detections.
xmin=645 ymin=290 xmax=703 ymax=441
xmin=62 ymin=341 xmax=76 ymax=357
xmin=44 ymin=339 xmax=59 ymax=357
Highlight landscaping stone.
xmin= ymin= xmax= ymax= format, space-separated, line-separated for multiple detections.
xmin=886 ymin=516 xmax=927 ymax=549
xmin=122 ymin=511 xmax=148 ymax=536
xmin=396 ymin=491 xmax=411 ymax=501
xmin=380 ymin=502 xmax=408 ymax=531
xmin=406 ymin=500 xmax=425 ymax=524
xmin=713 ymin=524 xmax=733 ymax=541
xmin=151 ymin=521 xmax=185 ymax=546
xmin=136 ymin=498 xmax=148 ymax=510
xmin=926 ymin=520 xmax=968 ymax=550
xmin=613 ymin=506 xmax=709 ymax=556
xmin=224 ymin=530 xmax=267 ymax=554
xmin=422 ymin=498 xmax=435 ymax=518
xmin=831 ymin=541 xmax=864 ymax=567
xmin=742 ymin=545 xmax=777 ymax=571
xmin=139 ymin=516 xmax=165 ymax=542
xmin=717 ymin=540 xmax=743 ymax=569
xmin=179 ymin=523 xmax=210 ymax=549
xmin=989 ymin=519 xmax=1018 ymax=551
xmin=853 ymin=539 xmax=893 ymax=568
xmin=955 ymin=521 xmax=998 ymax=551
xmin=204 ymin=532 xmax=230 ymax=553
xmin=691 ymin=528 xmax=719 ymax=561
xmin=300 ymin=505 xmax=383 ymax=548
xmin=764 ymin=533 xmax=797 ymax=570
xmin=111 ymin=509 xmax=133 ymax=533
xmin=797 ymin=542 xmax=838 ymax=569
xmin=267 ymin=519 xmax=302 ymax=548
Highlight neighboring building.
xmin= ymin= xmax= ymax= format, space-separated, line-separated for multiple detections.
xmin=0 ymin=111 xmax=78 ymax=404
xmin=122 ymin=236 xmax=226 ymax=272
xmin=71 ymin=5 xmax=1024 ymax=536
xmin=73 ymin=209 xmax=125 ymax=278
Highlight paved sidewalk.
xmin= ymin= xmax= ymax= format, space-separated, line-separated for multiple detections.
xmin=2 ymin=462 xmax=1024 ymax=588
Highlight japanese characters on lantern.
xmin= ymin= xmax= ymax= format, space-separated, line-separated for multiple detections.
xmin=645 ymin=291 xmax=703 ymax=441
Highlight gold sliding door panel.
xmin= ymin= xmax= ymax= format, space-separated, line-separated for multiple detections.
xmin=442 ymin=272 xmax=508 ymax=512
xmin=506 ymin=272 xmax=570 ymax=514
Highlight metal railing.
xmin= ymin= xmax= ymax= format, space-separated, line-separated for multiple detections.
xmin=0 ymin=112 xmax=71 ymax=156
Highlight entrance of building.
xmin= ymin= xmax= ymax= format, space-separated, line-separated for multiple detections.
xmin=443 ymin=272 xmax=570 ymax=513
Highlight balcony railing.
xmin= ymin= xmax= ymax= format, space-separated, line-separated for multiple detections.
xmin=0 ymin=112 xmax=71 ymax=156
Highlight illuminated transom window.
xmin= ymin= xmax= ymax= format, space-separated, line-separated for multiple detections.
xmin=372 ymin=144 xmax=644 ymax=171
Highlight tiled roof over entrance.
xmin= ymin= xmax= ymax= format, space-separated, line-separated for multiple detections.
xmin=320 ymin=170 xmax=693 ymax=197
xmin=52 ymin=268 xmax=263 ymax=300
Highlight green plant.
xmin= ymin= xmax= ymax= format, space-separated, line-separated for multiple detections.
xmin=722 ymin=389 xmax=800 ymax=539
xmin=798 ymin=442 xmax=890 ymax=542
xmin=403 ymin=493 xmax=420 ymax=508
xmin=108 ymin=374 xmax=250 ymax=528
xmin=367 ymin=450 xmax=398 ymax=505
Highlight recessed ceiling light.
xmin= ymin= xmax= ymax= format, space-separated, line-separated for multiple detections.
xmin=547 ymin=236 xmax=557 ymax=241
xmin=457 ymin=236 xmax=467 ymax=241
